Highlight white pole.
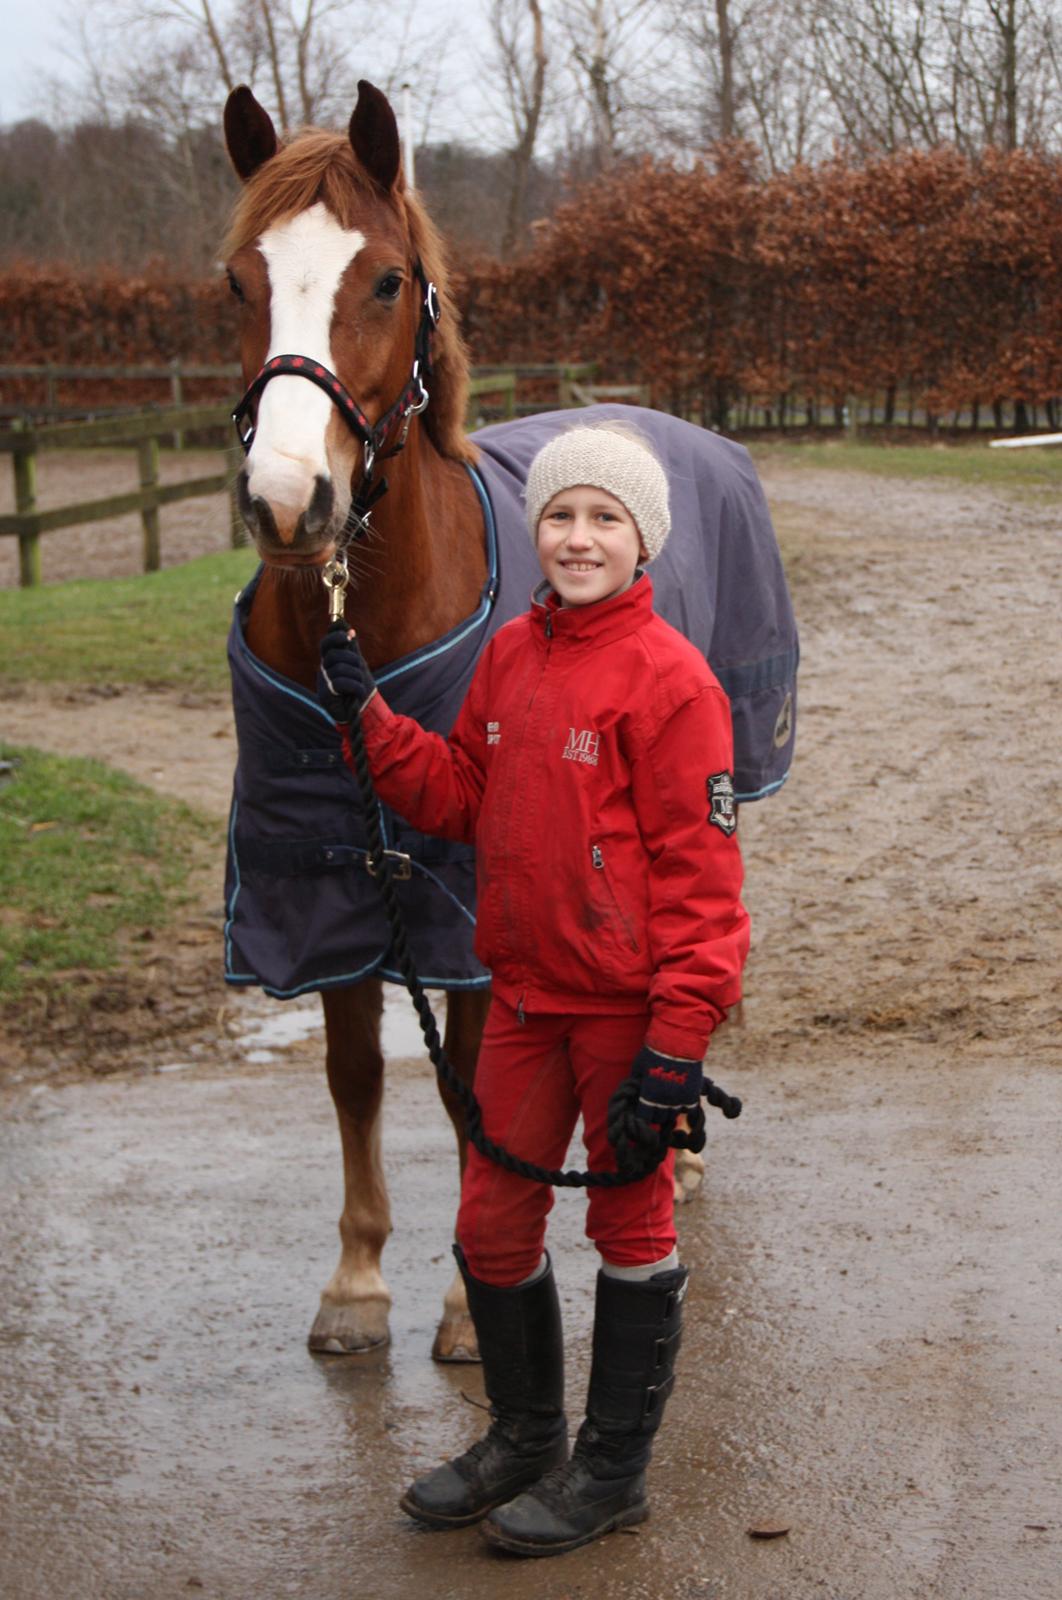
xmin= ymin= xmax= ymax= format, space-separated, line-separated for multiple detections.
xmin=401 ymin=82 xmax=415 ymax=188
xmin=989 ymin=433 xmax=1062 ymax=448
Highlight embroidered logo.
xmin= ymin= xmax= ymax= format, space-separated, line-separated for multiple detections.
xmin=707 ymin=771 xmax=737 ymax=835
xmin=563 ymin=727 xmax=600 ymax=766
xmin=486 ymin=720 xmax=501 ymax=746
xmin=648 ymin=1064 xmax=689 ymax=1085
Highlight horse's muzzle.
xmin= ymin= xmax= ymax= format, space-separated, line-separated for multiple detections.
xmin=237 ymin=469 xmax=336 ymax=554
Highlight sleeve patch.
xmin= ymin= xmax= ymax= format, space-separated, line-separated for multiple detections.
xmin=707 ymin=771 xmax=737 ymax=836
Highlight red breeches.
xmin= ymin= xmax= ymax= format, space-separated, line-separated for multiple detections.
xmin=456 ymin=997 xmax=676 ymax=1287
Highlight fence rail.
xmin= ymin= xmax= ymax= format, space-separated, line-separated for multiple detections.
xmin=0 ymin=364 xmax=610 ymax=587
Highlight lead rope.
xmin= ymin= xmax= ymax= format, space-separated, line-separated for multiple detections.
xmin=324 ymin=615 xmax=740 ymax=1189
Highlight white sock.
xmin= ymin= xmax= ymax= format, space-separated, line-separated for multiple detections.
xmin=515 ymin=1253 xmax=549 ymax=1286
xmin=600 ymin=1248 xmax=678 ymax=1282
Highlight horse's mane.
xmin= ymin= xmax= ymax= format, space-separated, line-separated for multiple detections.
xmin=224 ymin=129 xmax=474 ymax=464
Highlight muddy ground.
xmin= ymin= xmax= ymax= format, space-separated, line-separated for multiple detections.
xmin=1 ymin=455 xmax=1060 ymax=1598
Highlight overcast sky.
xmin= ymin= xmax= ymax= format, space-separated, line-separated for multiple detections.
xmin=0 ymin=0 xmax=502 ymax=145
xmin=0 ymin=0 xmax=80 ymax=122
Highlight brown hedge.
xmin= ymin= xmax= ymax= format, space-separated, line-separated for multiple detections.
xmin=3 ymin=146 xmax=1061 ymax=423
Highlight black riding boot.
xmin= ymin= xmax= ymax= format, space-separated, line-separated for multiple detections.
xmin=482 ymin=1264 xmax=688 ymax=1557
xmin=399 ymin=1247 xmax=568 ymax=1529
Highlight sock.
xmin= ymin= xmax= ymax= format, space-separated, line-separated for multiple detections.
xmin=515 ymin=1253 xmax=549 ymax=1286
xmin=600 ymin=1248 xmax=678 ymax=1282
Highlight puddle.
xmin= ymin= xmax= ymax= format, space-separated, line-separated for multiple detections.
xmin=232 ymin=987 xmax=444 ymax=1065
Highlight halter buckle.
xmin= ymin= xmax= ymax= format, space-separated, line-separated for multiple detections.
xmin=424 ymin=282 xmax=441 ymax=326
xmin=407 ymin=364 xmax=430 ymax=417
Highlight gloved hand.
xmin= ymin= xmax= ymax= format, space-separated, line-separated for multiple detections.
xmin=319 ymin=625 xmax=376 ymax=720
xmin=630 ymin=1045 xmax=703 ymax=1125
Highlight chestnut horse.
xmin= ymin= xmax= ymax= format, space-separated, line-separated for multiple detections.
xmin=221 ymin=82 xmax=795 ymax=1363
xmin=224 ymin=83 xmax=499 ymax=1361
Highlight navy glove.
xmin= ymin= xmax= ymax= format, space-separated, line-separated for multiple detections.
xmin=631 ymin=1045 xmax=703 ymax=1125
xmin=319 ymin=626 xmax=375 ymax=720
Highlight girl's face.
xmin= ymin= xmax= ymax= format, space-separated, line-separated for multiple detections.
xmin=536 ymin=486 xmax=645 ymax=607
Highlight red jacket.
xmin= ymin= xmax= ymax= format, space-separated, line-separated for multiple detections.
xmin=361 ymin=574 xmax=750 ymax=1058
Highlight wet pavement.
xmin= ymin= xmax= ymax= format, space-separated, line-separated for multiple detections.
xmin=2 ymin=1005 xmax=1059 ymax=1600
xmin=4 ymin=461 xmax=1061 ymax=1596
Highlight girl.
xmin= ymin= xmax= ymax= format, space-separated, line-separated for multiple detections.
xmin=319 ymin=421 xmax=750 ymax=1557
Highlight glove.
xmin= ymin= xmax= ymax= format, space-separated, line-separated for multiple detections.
xmin=319 ymin=625 xmax=376 ymax=720
xmin=631 ymin=1045 xmax=703 ymax=1126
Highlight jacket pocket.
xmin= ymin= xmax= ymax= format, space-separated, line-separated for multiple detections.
xmin=591 ymin=843 xmax=642 ymax=955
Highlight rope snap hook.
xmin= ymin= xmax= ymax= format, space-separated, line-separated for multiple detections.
xmin=322 ymin=552 xmax=351 ymax=623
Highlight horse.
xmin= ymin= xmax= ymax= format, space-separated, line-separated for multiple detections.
xmin=220 ymin=81 xmax=798 ymax=1362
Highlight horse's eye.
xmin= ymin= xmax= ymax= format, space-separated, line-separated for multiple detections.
xmin=375 ymin=272 xmax=403 ymax=301
xmin=227 ymin=269 xmax=245 ymax=303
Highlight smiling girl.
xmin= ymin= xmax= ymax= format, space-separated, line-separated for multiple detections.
xmin=319 ymin=420 xmax=749 ymax=1557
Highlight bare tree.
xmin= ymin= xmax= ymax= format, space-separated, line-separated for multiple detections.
xmin=809 ymin=0 xmax=1062 ymax=156
xmin=59 ymin=0 xmax=453 ymax=135
xmin=557 ymin=0 xmax=663 ymax=164
xmin=485 ymin=0 xmax=550 ymax=254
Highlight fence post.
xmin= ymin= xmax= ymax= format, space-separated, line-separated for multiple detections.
xmin=170 ymin=360 xmax=184 ymax=450
xmin=227 ymin=446 xmax=248 ymax=547
xmin=138 ymin=434 xmax=161 ymax=572
xmin=13 ymin=427 xmax=40 ymax=588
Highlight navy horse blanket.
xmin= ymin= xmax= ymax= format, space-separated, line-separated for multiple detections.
xmin=224 ymin=406 xmax=799 ymax=999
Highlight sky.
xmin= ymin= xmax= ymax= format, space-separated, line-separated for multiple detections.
xmin=0 ymin=0 xmax=497 ymax=146
xmin=0 ymin=0 xmax=80 ymax=123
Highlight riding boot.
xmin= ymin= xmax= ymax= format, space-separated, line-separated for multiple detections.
xmin=399 ymin=1246 xmax=568 ymax=1529
xmin=482 ymin=1264 xmax=688 ymax=1557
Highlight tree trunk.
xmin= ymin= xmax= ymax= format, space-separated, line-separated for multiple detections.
xmin=501 ymin=0 xmax=547 ymax=259
xmin=716 ymin=0 xmax=736 ymax=139
xmin=260 ymin=0 xmax=290 ymax=133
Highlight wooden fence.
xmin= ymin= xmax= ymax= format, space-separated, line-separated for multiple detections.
xmin=0 ymin=365 xmax=626 ymax=587
xmin=0 ymin=361 xmax=600 ymax=426
xmin=0 ymin=405 xmax=240 ymax=588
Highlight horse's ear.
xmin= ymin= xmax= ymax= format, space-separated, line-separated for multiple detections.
xmin=349 ymin=80 xmax=402 ymax=194
xmin=224 ymin=86 xmax=279 ymax=182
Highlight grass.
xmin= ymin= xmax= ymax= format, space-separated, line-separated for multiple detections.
xmin=0 ymin=744 xmax=213 ymax=999
xmin=0 ymin=547 xmax=259 ymax=694
xmin=746 ymin=436 xmax=1062 ymax=487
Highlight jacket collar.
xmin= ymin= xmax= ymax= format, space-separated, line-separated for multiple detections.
xmin=530 ymin=571 xmax=655 ymax=649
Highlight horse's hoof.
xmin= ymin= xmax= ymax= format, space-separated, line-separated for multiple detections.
xmin=673 ymin=1148 xmax=706 ymax=1206
xmin=431 ymin=1313 xmax=481 ymax=1364
xmin=308 ymin=1299 xmax=391 ymax=1356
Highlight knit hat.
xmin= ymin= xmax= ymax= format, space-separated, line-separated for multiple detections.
xmin=524 ymin=421 xmax=671 ymax=562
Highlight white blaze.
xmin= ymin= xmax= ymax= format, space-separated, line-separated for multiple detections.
xmin=247 ymin=202 xmax=365 ymax=518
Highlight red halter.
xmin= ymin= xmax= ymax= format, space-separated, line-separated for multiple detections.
xmin=231 ymin=262 xmax=440 ymax=537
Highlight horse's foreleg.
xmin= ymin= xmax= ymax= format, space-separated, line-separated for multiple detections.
xmin=430 ymin=987 xmax=491 ymax=1364
xmin=309 ymin=979 xmax=392 ymax=1355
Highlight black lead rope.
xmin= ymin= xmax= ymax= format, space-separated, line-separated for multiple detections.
xmin=332 ymin=628 xmax=741 ymax=1189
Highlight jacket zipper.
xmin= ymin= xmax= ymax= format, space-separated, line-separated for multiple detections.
xmin=591 ymin=843 xmax=640 ymax=952
xmin=513 ymin=613 xmax=553 ymax=1010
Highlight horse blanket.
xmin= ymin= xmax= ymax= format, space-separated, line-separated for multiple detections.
xmin=224 ymin=406 xmax=799 ymax=998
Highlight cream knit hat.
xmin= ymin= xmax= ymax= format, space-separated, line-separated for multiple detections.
xmin=524 ymin=421 xmax=671 ymax=562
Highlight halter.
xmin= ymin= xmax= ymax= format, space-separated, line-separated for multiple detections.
xmin=231 ymin=260 xmax=441 ymax=541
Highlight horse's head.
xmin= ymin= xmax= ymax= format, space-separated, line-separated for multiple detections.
xmin=223 ymin=82 xmax=471 ymax=565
